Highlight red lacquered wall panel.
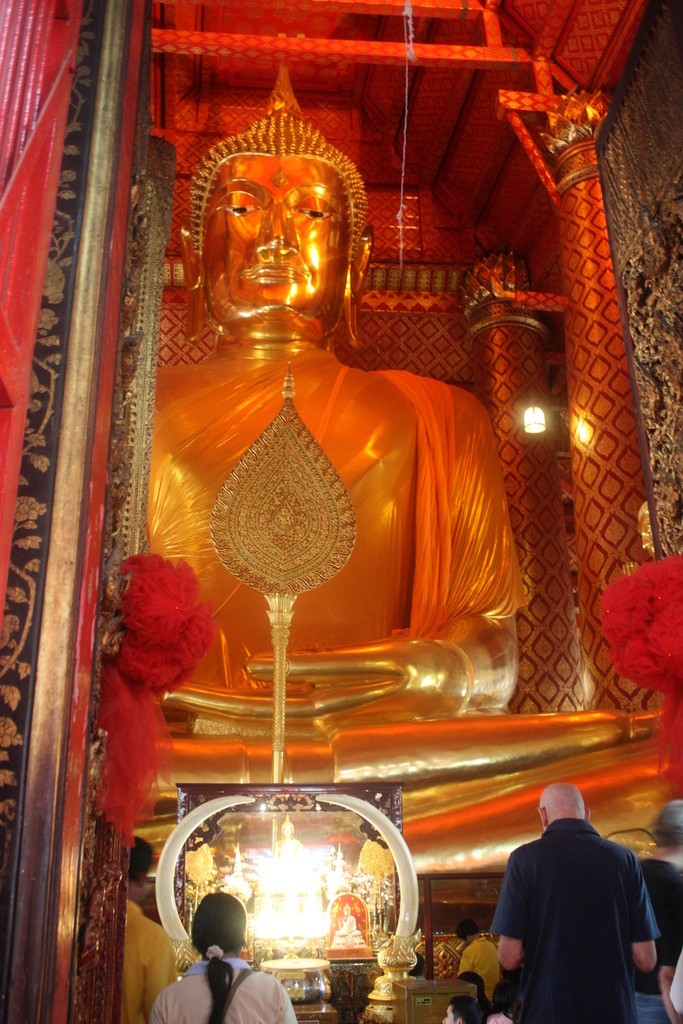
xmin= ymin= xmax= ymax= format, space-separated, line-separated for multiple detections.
xmin=0 ymin=0 xmax=82 ymax=628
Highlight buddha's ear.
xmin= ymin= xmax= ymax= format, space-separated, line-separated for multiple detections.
xmin=180 ymin=220 xmax=205 ymax=346
xmin=343 ymin=226 xmax=373 ymax=351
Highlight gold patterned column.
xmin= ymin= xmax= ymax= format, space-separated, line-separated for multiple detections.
xmin=545 ymin=92 xmax=652 ymax=710
xmin=463 ymin=254 xmax=584 ymax=712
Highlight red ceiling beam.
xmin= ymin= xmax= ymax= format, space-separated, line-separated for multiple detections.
xmin=503 ymin=109 xmax=560 ymax=209
xmin=498 ymin=89 xmax=560 ymax=112
xmin=591 ymin=0 xmax=646 ymax=88
xmin=151 ymin=29 xmax=534 ymax=69
xmin=156 ymin=0 xmax=484 ymax=17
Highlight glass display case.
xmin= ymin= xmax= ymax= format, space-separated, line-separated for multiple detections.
xmin=170 ymin=783 xmax=404 ymax=966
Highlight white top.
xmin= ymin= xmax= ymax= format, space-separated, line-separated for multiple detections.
xmin=671 ymin=947 xmax=683 ymax=1014
xmin=150 ymin=962 xmax=298 ymax=1024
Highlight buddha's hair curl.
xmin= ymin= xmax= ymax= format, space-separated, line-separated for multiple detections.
xmin=190 ymin=111 xmax=368 ymax=258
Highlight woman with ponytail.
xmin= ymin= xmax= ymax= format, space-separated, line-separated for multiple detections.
xmin=150 ymin=893 xmax=297 ymax=1024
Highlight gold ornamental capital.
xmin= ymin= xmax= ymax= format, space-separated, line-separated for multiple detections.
xmin=461 ymin=253 xmax=546 ymax=337
xmin=543 ymin=89 xmax=610 ymax=192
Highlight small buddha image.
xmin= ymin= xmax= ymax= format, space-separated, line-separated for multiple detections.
xmin=275 ymin=815 xmax=305 ymax=863
xmin=328 ymin=893 xmax=370 ymax=956
xmin=266 ymin=814 xmax=311 ymax=900
xmin=337 ymin=903 xmax=361 ymax=939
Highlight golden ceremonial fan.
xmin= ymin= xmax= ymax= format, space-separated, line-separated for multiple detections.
xmin=210 ymin=367 xmax=356 ymax=781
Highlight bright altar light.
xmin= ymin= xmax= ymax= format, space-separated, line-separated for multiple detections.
xmin=253 ymin=894 xmax=328 ymax=942
xmin=251 ymin=826 xmax=332 ymax=947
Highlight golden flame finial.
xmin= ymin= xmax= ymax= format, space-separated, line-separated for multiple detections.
xmin=267 ymin=65 xmax=303 ymax=119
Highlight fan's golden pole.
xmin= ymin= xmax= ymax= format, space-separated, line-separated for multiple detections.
xmin=265 ymin=593 xmax=297 ymax=783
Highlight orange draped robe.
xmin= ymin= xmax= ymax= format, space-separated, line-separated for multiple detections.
xmin=149 ymin=348 xmax=524 ymax=695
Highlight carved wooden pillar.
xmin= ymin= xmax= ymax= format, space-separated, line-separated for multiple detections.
xmin=546 ymin=94 xmax=651 ymax=710
xmin=596 ymin=0 xmax=683 ymax=558
xmin=463 ymin=254 xmax=584 ymax=712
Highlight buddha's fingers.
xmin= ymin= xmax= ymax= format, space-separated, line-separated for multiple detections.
xmin=248 ymin=644 xmax=408 ymax=684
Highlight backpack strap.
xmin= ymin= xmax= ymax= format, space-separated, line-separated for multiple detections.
xmin=222 ymin=968 xmax=252 ymax=1021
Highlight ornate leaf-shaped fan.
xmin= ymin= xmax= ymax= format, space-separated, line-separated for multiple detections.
xmin=210 ymin=368 xmax=356 ymax=781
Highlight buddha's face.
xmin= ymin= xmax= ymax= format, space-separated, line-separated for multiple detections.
xmin=201 ymin=153 xmax=353 ymax=349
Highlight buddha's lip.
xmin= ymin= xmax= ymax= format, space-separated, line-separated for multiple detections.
xmin=243 ymin=265 xmax=307 ymax=284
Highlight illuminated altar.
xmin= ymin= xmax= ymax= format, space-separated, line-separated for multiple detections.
xmin=163 ymin=787 xmax=403 ymax=944
xmin=156 ymin=783 xmax=418 ymax=1022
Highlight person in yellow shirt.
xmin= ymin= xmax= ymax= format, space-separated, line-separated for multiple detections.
xmin=121 ymin=838 xmax=177 ymax=1024
xmin=457 ymin=919 xmax=501 ymax=1002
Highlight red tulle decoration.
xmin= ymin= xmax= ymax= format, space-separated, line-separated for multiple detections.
xmin=602 ymin=554 xmax=683 ymax=789
xmin=97 ymin=554 xmax=216 ymax=843
xmin=117 ymin=554 xmax=216 ymax=694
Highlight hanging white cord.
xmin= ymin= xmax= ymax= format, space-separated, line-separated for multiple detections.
xmin=397 ymin=0 xmax=416 ymax=271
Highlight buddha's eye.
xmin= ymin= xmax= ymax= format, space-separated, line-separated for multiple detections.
xmin=225 ymin=203 xmax=259 ymax=217
xmin=298 ymin=208 xmax=330 ymax=221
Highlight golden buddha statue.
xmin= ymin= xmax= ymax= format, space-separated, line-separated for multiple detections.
xmin=147 ymin=69 xmax=673 ymax=868
xmin=150 ymin=67 xmax=524 ymax=726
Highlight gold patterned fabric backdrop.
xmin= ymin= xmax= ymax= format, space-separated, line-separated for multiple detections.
xmin=470 ymin=312 xmax=584 ymax=712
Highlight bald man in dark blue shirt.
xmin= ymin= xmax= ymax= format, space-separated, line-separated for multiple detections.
xmin=492 ymin=783 xmax=658 ymax=1024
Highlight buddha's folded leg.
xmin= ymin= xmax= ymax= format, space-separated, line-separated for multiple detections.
xmin=402 ymin=729 xmax=675 ymax=872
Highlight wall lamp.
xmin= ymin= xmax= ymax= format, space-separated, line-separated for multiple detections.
xmin=523 ymin=406 xmax=546 ymax=434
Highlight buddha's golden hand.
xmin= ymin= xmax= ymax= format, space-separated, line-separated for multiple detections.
xmin=163 ymin=617 xmax=517 ymax=722
xmin=245 ymin=615 xmax=517 ymax=718
xmin=247 ymin=636 xmax=471 ymax=715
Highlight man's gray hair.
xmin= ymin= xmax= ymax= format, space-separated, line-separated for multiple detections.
xmin=651 ymin=800 xmax=683 ymax=847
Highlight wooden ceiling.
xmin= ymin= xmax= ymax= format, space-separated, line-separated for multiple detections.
xmin=150 ymin=0 xmax=648 ymax=289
